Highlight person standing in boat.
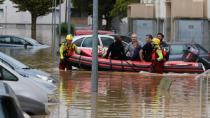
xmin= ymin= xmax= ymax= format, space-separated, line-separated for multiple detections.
xmin=125 ymin=33 xmax=142 ymax=60
xmin=104 ymin=35 xmax=126 ymax=60
xmin=157 ymin=33 xmax=170 ymax=61
xmin=151 ymin=38 xmax=165 ymax=73
xmin=59 ymin=34 xmax=81 ymax=70
xmin=140 ymin=34 xmax=153 ymax=62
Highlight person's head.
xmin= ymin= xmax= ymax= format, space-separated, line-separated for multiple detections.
xmin=131 ymin=33 xmax=138 ymax=43
xmin=151 ymin=38 xmax=160 ymax=48
xmin=145 ymin=34 xmax=153 ymax=43
xmin=66 ymin=34 xmax=73 ymax=44
xmin=157 ymin=33 xmax=164 ymax=41
xmin=114 ymin=35 xmax=122 ymax=43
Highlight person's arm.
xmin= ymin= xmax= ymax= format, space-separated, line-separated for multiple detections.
xmin=104 ymin=44 xmax=112 ymax=58
xmin=139 ymin=49 xmax=145 ymax=62
xmin=59 ymin=43 xmax=65 ymax=59
xmin=156 ymin=49 xmax=163 ymax=61
xmin=74 ymin=45 xmax=81 ymax=54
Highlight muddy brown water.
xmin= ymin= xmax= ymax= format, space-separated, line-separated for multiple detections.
xmin=0 ymin=47 xmax=210 ymax=118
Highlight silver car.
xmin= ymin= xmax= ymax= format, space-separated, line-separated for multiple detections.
xmin=0 ymin=52 xmax=59 ymax=85
xmin=0 ymin=61 xmax=51 ymax=115
xmin=0 ymin=35 xmax=49 ymax=49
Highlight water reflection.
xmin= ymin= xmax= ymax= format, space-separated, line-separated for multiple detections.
xmin=0 ymin=47 xmax=209 ymax=118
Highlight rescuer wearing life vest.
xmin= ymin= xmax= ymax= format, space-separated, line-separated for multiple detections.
xmin=151 ymin=38 xmax=165 ymax=73
xmin=59 ymin=34 xmax=81 ymax=70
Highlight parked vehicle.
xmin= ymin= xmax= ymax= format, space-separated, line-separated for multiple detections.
xmin=0 ymin=35 xmax=49 ymax=48
xmin=169 ymin=42 xmax=210 ymax=61
xmin=72 ymin=35 xmax=128 ymax=48
xmin=0 ymin=52 xmax=58 ymax=86
xmin=0 ymin=82 xmax=25 ymax=118
xmin=74 ymin=29 xmax=114 ymax=36
xmin=0 ymin=61 xmax=51 ymax=115
xmin=168 ymin=42 xmax=210 ymax=69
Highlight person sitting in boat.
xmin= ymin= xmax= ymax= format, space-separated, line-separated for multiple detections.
xmin=140 ymin=34 xmax=153 ymax=62
xmin=104 ymin=35 xmax=126 ymax=60
xmin=59 ymin=34 xmax=81 ymax=70
xmin=125 ymin=33 xmax=142 ymax=60
xmin=151 ymin=38 xmax=165 ymax=73
xmin=157 ymin=33 xmax=170 ymax=61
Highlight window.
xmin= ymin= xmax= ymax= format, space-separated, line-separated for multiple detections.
xmin=11 ymin=37 xmax=26 ymax=45
xmin=101 ymin=37 xmax=114 ymax=47
xmin=82 ymin=37 xmax=99 ymax=47
xmin=0 ymin=66 xmax=18 ymax=81
xmin=0 ymin=37 xmax=10 ymax=44
xmin=73 ymin=38 xmax=84 ymax=46
xmin=170 ymin=44 xmax=186 ymax=55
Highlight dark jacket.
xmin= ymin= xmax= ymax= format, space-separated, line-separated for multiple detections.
xmin=105 ymin=41 xmax=126 ymax=60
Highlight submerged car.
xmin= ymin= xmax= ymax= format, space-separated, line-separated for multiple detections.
xmin=0 ymin=61 xmax=51 ymax=115
xmin=0 ymin=35 xmax=49 ymax=48
xmin=169 ymin=42 xmax=210 ymax=69
xmin=169 ymin=42 xmax=210 ymax=61
xmin=0 ymin=52 xmax=58 ymax=85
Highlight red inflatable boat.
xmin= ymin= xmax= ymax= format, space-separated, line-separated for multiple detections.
xmin=67 ymin=49 xmax=205 ymax=73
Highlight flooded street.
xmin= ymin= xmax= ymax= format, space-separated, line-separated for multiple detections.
xmin=0 ymin=47 xmax=210 ymax=118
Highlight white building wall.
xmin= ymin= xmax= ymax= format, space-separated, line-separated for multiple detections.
xmin=155 ymin=0 xmax=166 ymax=19
xmin=208 ymin=0 xmax=210 ymax=19
xmin=0 ymin=0 xmax=67 ymax=24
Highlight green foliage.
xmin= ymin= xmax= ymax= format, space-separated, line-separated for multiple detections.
xmin=0 ymin=0 xmax=4 ymax=4
xmin=110 ymin=0 xmax=139 ymax=17
xmin=10 ymin=0 xmax=63 ymax=17
xmin=10 ymin=0 xmax=63 ymax=39
xmin=57 ymin=23 xmax=75 ymax=35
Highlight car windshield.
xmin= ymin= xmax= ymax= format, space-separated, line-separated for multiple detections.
xmin=22 ymin=37 xmax=42 ymax=46
xmin=170 ymin=44 xmax=186 ymax=55
xmin=0 ymin=52 xmax=29 ymax=69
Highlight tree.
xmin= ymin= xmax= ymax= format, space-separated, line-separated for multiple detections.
xmin=10 ymin=0 xmax=63 ymax=39
xmin=110 ymin=0 xmax=139 ymax=18
xmin=0 ymin=0 xmax=4 ymax=4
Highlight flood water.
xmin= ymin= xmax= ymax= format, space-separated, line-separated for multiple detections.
xmin=1 ymin=47 xmax=210 ymax=118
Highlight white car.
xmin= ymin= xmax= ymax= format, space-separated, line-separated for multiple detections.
xmin=72 ymin=35 xmax=128 ymax=56
xmin=0 ymin=61 xmax=52 ymax=115
xmin=72 ymin=35 xmax=128 ymax=48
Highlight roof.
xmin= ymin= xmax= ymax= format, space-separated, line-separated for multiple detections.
xmin=74 ymin=30 xmax=114 ymax=36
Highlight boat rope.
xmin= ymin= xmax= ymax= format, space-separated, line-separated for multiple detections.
xmin=109 ymin=58 xmax=112 ymax=70
xmin=121 ymin=59 xmax=124 ymax=71
xmin=78 ymin=52 xmax=82 ymax=68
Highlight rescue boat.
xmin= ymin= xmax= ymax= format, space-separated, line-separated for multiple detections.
xmin=67 ymin=49 xmax=205 ymax=73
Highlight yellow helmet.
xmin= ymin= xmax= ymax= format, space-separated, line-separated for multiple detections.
xmin=152 ymin=38 xmax=160 ymax=45
xmin=66 ymin=34 xmax=73 ymax=41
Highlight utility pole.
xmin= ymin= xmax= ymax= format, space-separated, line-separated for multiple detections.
xmin=91 ymin=0 xmax=98 ymax=92
xmin=58 ymin=0 xmax=62 ymax=45
xmin=67 ymin=0 xmax=71 ymax=34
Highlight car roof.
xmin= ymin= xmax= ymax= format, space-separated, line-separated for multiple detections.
xmin=0 ymin=52 xmax=28 ymax=69
xmin=168 ymin=42 xmax=199 ymax=45
xmin=74 ymin=29 xmax=114 ymax=35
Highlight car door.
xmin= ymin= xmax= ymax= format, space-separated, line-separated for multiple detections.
xmin=99 ymin=36 xmax=114 ymax=48
xmin=81 ymin=36 xmax=100 ymax=48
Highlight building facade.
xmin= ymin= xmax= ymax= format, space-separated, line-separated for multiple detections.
xmin=128 ymin=0 xmax=210 ymax=50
